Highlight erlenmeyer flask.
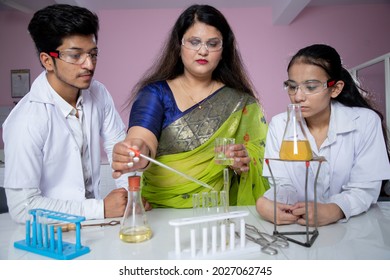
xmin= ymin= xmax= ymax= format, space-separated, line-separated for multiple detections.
xmin=279 ymin=104 xmax=313 ymax=160
xmin=119 ymin=175 xmax=152 ymax=243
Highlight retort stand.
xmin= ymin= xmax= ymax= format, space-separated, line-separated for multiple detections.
xmin=265 ymin=157 xmax=326 ymax=247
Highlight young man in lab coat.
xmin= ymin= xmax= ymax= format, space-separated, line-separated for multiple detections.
xmin=2 ymin=4 xmax=139 ymax=223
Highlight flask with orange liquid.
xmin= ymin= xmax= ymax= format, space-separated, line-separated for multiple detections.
xmin=279 ymin=104 xmax=313 ymax=161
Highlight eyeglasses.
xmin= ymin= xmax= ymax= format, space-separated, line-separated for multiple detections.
xmin=49 ymin=49 xmax=99 ymax=65
xmin=181 ymin=38 xmax=223 ymax=52
xmin=283 ymin=79 xmax=336 ymax=96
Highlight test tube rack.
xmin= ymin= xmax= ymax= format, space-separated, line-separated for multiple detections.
xmin=168 ymin=210 xmax=259 ymax=259
xmin=14 ymin=208 xmax=90 ymax=260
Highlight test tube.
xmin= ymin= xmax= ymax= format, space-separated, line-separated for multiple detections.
xmin=36 ymin=210 xmax=43 ymax=247
xmin=220 ymin=191 xmax=228 ymax=213
xmin=192 ymin=193 xmax=200 ymax=215
xmin=192 ymin=193 xmax=201 ymax=244
xmin=210 ymin=191 xmax=218 ymax=214
xmin=223 ymin=168 xmax=230 ymax=212
xmin=41 ymin=213 xmax=49 ymax=248
xmin=202 ymin=192 xmax=209 ymax=214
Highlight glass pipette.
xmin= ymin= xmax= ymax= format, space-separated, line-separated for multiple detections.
xmin=129 ymin=148 xmax=214 ymax=190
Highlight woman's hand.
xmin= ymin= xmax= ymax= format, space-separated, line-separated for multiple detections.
xmin=256 ymin=196 xmax=298 ymax=225
xmin=229 ymin=144 xmax=251 ymax=174
xmin=257 ymin=197 xmax=344 ymax=226
xmin=290 ymin=202 xmax=345 ymax=226
xmin=111 ymin=138 xmax=150 ymax=179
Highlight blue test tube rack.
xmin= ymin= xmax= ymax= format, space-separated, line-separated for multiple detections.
xmin=14 ymin=208 xmax=90 ymax=260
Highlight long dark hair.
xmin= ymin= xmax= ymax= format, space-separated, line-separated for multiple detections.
xmin=126 ymin=4 xmax=257 ymax=106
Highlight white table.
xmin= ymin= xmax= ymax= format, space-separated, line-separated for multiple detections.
xmin=1 ymin=203 xmax=389 ymax=260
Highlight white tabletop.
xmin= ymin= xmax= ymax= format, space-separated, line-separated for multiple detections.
xmin=1 ymin=203 xmax=389 ymax=260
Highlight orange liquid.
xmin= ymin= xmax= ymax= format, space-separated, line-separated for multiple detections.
xmin=279 ymin=140 xmax=313 ymax=161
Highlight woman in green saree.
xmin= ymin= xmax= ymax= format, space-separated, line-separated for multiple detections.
xmin=112 ymin=4 xmax=269 ymax=208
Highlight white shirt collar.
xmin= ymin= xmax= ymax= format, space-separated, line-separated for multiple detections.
xmin=50 ymin=87 xmax=83 ymax=118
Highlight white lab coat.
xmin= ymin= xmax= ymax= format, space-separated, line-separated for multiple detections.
xmin=262 ymin=101 xmax=390 ymax=220
xmin=3 ymin=71 xmax=127 ymax=221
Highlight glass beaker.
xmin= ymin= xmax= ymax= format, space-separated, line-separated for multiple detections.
xmin=119 ymin=175 xmax=152 ymax=243
xmin=279 ymin=104 xmax=313 ymax=161
xmin=214 ymin=138 xmax=235 ymax=165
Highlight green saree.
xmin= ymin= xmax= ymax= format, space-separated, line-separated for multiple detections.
xmin=142 ymin=87 xmax=269 ymax=208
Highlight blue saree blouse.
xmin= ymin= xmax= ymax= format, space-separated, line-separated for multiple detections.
xmin=128 ymin=80 xmax=222 ymax=140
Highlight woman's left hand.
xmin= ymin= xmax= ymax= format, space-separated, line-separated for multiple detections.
xmin=229 ymin=144 xmax=251 ymax=174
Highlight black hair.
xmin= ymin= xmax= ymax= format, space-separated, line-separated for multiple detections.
xmin=28 ymin=4 xmax=99 ymax=55
xmin=126 ymin=4 xmax=257 ymax=106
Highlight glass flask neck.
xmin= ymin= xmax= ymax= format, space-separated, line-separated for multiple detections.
xmin=280 ymin=103 xmax=313 ymax=161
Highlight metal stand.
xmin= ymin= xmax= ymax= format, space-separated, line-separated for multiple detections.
xmin=264 ymin=157 xmax=325 ymax=247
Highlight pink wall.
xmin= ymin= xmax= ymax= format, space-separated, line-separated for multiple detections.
xmin=1 ymin=4 xmax=390 ymax=150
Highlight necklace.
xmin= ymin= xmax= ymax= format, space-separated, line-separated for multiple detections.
xmin=179 ymin=78 xmax=215 ymax=109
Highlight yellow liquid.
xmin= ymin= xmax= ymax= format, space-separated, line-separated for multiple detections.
xmin=215 ymin=158 xmax=234 ymax=165
xmin=119 ymin=226 xmax=152 ymax=243
xmin=279 ymin=140 xmax=313 ymax=160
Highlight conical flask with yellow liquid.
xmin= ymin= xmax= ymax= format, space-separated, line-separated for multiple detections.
xmin=119 ymin=175 xmax=152 ymax=243
xmin=279 ymin=104 xmax=313 ymax=161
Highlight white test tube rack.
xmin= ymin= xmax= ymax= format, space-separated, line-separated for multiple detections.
xmin=169 ymin=210 xmax=259 ymax=259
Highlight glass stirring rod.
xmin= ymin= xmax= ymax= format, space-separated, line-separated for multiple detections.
xmin=128 ymin=148 xmax=214 ymax=190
